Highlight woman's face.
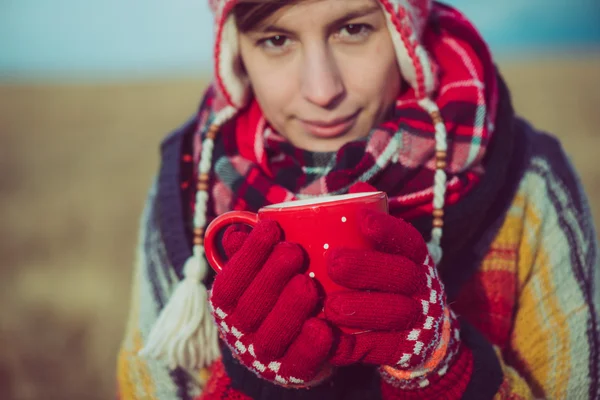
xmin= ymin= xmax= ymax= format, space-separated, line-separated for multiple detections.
xmin=238 ymin=0 xmax=401 ymax=152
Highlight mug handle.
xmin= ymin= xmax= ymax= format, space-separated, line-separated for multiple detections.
xmin=204 ymin=211 xmax=259 ymax=272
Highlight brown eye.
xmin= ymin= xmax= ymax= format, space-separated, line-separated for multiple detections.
xmin=262 ymin=35 xmax=289 ymax=48
xmin=257 ymin=34 xmax=293 ymax=53
xmin=338 ymin=24 xmax=372 ymax=41
xmin=345 ymin=24 xmax=363 ymax=35
xmin=270 ymin=35 xmax=286 ymax=46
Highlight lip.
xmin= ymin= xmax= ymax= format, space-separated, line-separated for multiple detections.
xmin=300 ymin=112 xmax=358 ymax=138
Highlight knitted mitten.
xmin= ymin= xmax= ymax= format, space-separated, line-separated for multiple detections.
xmin=209 ymin=221 xmax=334 ymax=387
xmin=324 ymin=209 xmax=469 ymax=395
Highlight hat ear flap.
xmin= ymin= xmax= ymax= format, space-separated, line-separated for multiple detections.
xmin=214 ymin=7 xmax=251 ymax=109
xmin=378 ymin=0 xmax=437 ymax=98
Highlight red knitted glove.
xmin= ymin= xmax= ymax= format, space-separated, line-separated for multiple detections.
xmin=324 ymin=209 xmax=468 ymax=394
xmin=209 ymin=220 xmax=334 ymax=387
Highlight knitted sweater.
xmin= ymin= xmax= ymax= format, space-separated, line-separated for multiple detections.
xmin=117 ymin=111 xmax=600 ymax=399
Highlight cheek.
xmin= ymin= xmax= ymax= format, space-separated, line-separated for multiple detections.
xmin=243 ymin=57 xmax=298 ymax=121
xmin=343 ymin=46 xmax=400 ymax=108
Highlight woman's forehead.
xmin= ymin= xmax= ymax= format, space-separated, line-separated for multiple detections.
xmin=247 ymin=0 xmax=381 ymax=33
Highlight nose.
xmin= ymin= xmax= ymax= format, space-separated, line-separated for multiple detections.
xmin=300 ymin=44 xmax=345 ymax=109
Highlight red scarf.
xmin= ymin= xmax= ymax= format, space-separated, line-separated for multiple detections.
xmin=195 ymin=3 xmax=498 ymax=220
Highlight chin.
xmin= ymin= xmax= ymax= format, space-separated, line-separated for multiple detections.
xmin=284 ymin=122 xmax=370 ymax=152
xmin=296 ymin=135 xmax=359 ymax=152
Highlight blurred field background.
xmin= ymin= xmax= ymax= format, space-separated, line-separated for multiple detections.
xmin=1 ymin=1 xmax=600 ymax=399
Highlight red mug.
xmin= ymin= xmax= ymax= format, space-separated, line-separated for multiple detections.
xmin=204 ymin=191 xmax=388 ymax=294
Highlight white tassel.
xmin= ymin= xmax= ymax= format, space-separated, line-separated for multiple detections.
xmin=140 ymin=253 xmax=220 ymax=370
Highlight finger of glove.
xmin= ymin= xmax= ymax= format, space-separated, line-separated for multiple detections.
xmin=232 ymin=242 xmax=306 ymax=333
xmin=278 ymin=318 xmax=334 ymax=383
xmin=324 ymin=292 xmax=419 ymax=331
xmin=358 ymin=209 xmax=428 ymax=264
xmin=330 ymin=331 xmax=414 ymax=366
xmin=253 ymin=274 xmax=320 ymax=360
xmin=327 ymin=248 xmax=427 ymax=295
xmin=222 ymin=226 xmax=250 ymax=259
xmin=211 ymin=220 xmax=282 ymax=312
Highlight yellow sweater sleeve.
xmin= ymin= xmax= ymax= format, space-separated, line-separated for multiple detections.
xmin=487 ymin=157 xmax=600 ymax=399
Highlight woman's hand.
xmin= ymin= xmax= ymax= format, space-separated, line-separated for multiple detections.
xmin=324 ymin=209 xmax=462 ymax=389
xmin=209 ymin=221 xmax=334 ymax=387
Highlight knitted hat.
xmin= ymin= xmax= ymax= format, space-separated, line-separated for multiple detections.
xmin=141 ymin=0 xmax=450 ymax=372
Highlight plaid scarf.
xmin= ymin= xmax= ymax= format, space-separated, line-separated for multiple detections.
xmin=194 ymin=3 xmax=498 ymax=220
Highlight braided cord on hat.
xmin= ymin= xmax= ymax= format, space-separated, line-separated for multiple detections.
xmin=419 ymin=98 xmax=448 ymax=265
xmin=140 ymin=106 xmax=237 ymax=371
xmin=377 ymin=1 xmax=447 ymax=263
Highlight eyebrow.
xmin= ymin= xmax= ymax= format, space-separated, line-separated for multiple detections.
xmin=253 ymin=4 xmax=381 ymax=35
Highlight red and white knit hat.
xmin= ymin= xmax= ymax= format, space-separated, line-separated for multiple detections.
xmin=141 ymin=0 xmax=450 ymax=372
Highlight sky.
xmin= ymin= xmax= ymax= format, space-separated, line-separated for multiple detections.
xmin=1 ymin=0 xmax=599 ymax=81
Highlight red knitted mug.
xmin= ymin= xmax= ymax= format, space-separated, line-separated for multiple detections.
xmin=204 ymin=191 xmax=388 ymax=299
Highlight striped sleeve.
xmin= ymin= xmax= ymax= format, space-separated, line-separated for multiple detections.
xmin=497 ymin=132 xmax=600 ymax=399
xmin=117 ymin=182 xmax=210 ymax=400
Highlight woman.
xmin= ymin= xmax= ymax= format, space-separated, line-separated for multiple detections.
xmin=117 ymin=0 xmax=600 ymax=398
